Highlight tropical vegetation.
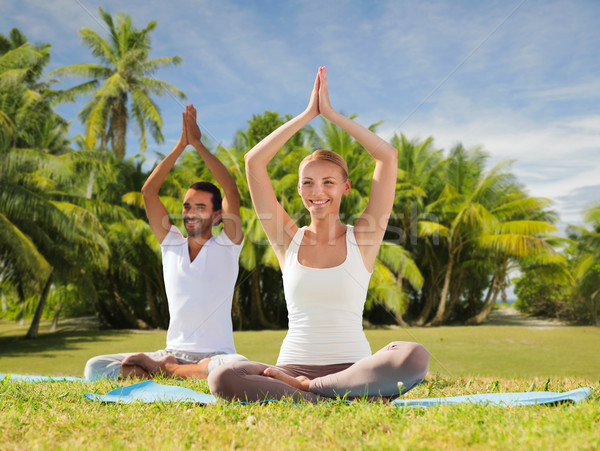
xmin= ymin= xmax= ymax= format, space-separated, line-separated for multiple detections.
xmin=49 ymin=7 xmax=186 ymax=160
xmin=514 ymin=204 xmax=600 ymax=325
xmin=1 ymin=9 xmax=598 ymax=336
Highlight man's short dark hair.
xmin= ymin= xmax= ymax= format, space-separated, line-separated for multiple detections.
xmin=189 ymin=182 xmax=222 ymax=211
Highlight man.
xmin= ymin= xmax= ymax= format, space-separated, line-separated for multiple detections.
xmin=84 ymin=104 xmax=246 ymax=381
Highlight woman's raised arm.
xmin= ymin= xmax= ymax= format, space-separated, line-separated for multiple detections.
xmin=318 ymin=66 xmax=398 ymax=271
xmin=245 ymin=71 xmax=320 ymax=266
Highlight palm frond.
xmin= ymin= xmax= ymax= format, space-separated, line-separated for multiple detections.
xmin=418 ymin=220 xmax=449 ymax=238
xmin=49 ymin=62 xmax=112 ymax=80
xmin=494 ymin=220 xmax=557 ymax=235
xmin=479 ymin=234 xmax=556 ymax=258
xmin=0 ymin=212 xmax=50 ymax=287
xmin=79 ymin=27 xmax=116 ymax=66
xmin=378 ymin=241 xmax=423 ymax=289
xmin=122 ymin=191 xmax=144 ymax=208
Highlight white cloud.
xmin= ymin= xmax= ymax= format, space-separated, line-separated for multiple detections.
xmin=525 ymin=80 xmax=600 ymax=101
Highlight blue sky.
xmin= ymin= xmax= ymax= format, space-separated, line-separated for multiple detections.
xmin=2 ymin=0 xmax=599 ymax=232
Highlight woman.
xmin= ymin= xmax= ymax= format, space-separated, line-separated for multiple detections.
xmin=209 ymin=67 xmax=429 ymax=402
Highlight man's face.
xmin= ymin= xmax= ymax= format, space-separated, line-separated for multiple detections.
xmin=182 ymin=189 xmax=220 ymax=237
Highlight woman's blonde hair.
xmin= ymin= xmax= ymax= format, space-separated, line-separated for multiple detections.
xmin=299 ymin=149 xmax=349 ymax=181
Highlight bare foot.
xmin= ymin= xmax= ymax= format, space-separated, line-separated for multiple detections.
xmin=161 ymin=357 xmax=210 ymax=380
xmin=154 ymin=355 xmax=179 ymax=376
xmin=263 ymin=367 xmax=311 ymax=391
xmin=122 ymin=354 xmax=178 ymax=376
xmin=120 ymin=364 xmax=151 ymax=379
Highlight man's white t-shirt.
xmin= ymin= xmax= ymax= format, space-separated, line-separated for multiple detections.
xmin=161 ymin=225 xmax=243 ymax=354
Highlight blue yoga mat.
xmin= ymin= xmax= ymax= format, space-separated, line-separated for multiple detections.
xmin=85 ymin=380 xmax=592 ymax=407
xmin=85 ymin=380 xmax=217 ymax=404
xmin=0 ymin=373 xmax=85 ymax=382
xmin=391 ymin=387 xmax=592 ymax=407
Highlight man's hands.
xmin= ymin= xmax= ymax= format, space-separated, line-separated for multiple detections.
xmin=176 ymin=104 xmax=202 ymax=149
xmin=176 ymin=110 xmax=189 ymax=149
xmin=185 ymin=104 xmax=203 ymax=148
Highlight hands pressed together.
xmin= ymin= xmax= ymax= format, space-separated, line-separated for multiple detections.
xmin=306 ymin=65 xmax=335 ymax=120
xmin=178 ymin=103 xmax=203 ymax=149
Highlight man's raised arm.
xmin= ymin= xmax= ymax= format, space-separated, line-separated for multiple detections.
xmin=141 ymin=112 xmax=188 ymax=244
xmin=185 ymin=105 xmax=243 ymax=244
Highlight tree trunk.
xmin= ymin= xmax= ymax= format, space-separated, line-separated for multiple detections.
xmin=395 ymin=310 xmax=409 ymax=327
xmin=113 ymin=96 xmax=128 ymax=160
xmin=231 ymin=285 xmax=243 ymax=331
xmin=26 ymin=269 xmax=55 ymax=339
xmin=85 ymin=169 xmax=95 ymax=199
xmin=100 ymin=130 xmax=108 ymax=150
xmin=465 ymin=274 xmax=500 ymax=325
xmin=589 ymin=289 xmax=599 ymax=326
xmin=49 ymin=301 xmax=64 ymax=332
xmin=394 ymin=273 xmax=409 ymax=327
xmin=427 ymin=253 xmax=455 ymax=326
xmin=145 ymin=276 xmax=160 ymax=327
xmin=155 ymin=273 xmax=169 ymax=322
xmin=17 ymin=283 xmax=26 ymax=326
xmin=413 ymin=288 xmax=436 ymax=326
xmin=112 ymin=281 xmax=150 ymax=329
xmin=442 ymin=272 xmax=464 ymax=323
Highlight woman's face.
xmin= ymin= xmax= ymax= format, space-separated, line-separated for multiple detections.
xmin=298 ymin=160 xmax=350 ymax=217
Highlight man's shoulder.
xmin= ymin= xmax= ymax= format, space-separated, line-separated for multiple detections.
xmin=213 ymin=229 xmax=244 ymax=250
xmin=161 ymin=226 xmax=186 ymax=247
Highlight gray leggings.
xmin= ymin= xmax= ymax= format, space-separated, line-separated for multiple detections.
xmin=208 ymin=341 xmax=429 ymax=403
xmin=84 ymin=349 xmax=246 ymax=381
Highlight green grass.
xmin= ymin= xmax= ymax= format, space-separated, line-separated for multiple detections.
xmin=1 ymin=376 xmax=598 ymax=449
xmin=1 ymin=320 xmax=599 ymax=379
xmin=1 ymin=320 xmax=599 ymax=449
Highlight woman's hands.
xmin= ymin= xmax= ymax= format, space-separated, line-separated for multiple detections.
xmin=318 ymin=66 xmax=335 ymax=119
xmin=263 ymin=367 xmax=312 ymax=392
xmin=305 ymin=70 xmax=320 ymax=119
xmin=306 ymin=66 xmax=335 ymax=120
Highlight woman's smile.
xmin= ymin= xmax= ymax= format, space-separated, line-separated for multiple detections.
xmin=310 ymin=199 xmax=330 ymax=207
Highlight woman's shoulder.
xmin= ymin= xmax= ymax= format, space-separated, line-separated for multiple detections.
xmin=344 ymin=224 xmax=358 ymax=243
xmin=286 ymin=226 xmax=306 ymax=254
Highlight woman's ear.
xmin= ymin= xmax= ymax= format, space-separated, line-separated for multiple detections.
xmin=343 ymin=179 xmax=351 ymax=195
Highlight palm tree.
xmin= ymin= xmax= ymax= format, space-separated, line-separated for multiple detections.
xmin=465 ymin=195 xmax=559 ymax=325
xmin=419 ymin=145 xmax=559 ymax=326
xmin=0 ymin=26 xmax=55 ymax=292
xmin=0 ymin=29 xmax=99 ymax=335
xmin=0 ymin=29 xmax=66 ymax=153
xmin=0 ymin=142 xmax=113 ymax=337
xmin=50 ymin=7 xmax=186 ymax=159
xmin=565 ymin=205 xmax=600 ymax=325
xmin=389 ymin=134 xmax=445 ymax=247
xmin=386 ymin=134 xmax=445 ymax=325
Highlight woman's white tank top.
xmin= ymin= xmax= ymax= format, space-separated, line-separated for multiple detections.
xmin=276 ymin=225 xmax=373 ymax=366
